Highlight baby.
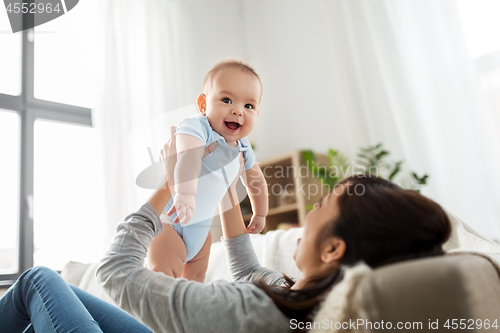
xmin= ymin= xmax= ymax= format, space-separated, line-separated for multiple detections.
xmin=152 ymin=59 xmax=268 ymax=282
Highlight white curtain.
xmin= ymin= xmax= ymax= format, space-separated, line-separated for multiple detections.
xmin=95 ymin=0 xmax=500 ymax=242
xmin=94 ymin=0 xmax=193 ymax=242
xmin=243 ymin=0 xmax=500 ymax=239
xmin=321 ymin=0 xmax=500 ymax=239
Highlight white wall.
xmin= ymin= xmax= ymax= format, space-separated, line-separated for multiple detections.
xmin=176 ymin=0 xmax=408 ymax=162
xmin=176 ymin=0 xmax=376 ymax=160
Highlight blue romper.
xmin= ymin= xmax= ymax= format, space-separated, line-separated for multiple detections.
xmin=163 ymin=114 xmax=255 ymax=262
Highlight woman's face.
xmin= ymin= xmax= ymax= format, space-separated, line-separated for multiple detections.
xmin=293 ymin=187 xmax=342 ymax=275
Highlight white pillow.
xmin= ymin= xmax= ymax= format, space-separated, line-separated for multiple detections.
xmin=205 ymin=227 xmax=303 ymax=283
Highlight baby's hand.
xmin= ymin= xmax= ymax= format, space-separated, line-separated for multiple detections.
xmin=247 ymin=215 xmax=265 ymax=234
xmin=168 ymin=193 xmax=196 ymax=225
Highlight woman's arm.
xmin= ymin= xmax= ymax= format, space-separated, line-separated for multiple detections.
xmin=148 ymin=188 xmax=172 ymax=217
xmin=219 ymin=186 xmax=248 ymax=240
xmin=242 ymin=164 xmax=268 ymax=233
xmin=97 ymin=202 xmax=289 ymax=333
xmin=219 ymin=165 xmax=290 ymax=286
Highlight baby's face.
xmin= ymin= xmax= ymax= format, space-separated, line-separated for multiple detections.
xmin=203 ymin=68 xmax=261 ymax=143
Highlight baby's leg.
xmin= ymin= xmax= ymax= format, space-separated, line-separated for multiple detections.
xmin=146 ymin=223 xmax=186 ymax=278
xmin=182 ymin=231 xmax=212 ymax=282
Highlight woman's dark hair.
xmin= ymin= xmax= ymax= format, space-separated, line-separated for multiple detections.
xmin=254 ymin=174 xmax=452 ymax=328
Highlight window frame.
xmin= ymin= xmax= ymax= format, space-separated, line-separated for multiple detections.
xmin=0 ymin=28 xmax=92 ymax=285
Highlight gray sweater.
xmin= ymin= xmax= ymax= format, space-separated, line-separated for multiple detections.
xmin=97 ymin=203 xmax=292 ymax=333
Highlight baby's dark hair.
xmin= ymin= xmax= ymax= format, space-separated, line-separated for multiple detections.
xmin=204 ymin=59 xmax=262 ymax=96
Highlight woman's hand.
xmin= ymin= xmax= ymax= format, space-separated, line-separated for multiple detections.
xmin=159 ymin=126 xmax=178 ymax=193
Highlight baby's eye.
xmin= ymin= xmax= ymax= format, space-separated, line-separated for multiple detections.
xmin=222 ymin=98 xmax=232 ymax=104
xmin=245 ymin=104 xmax=254 ymax=110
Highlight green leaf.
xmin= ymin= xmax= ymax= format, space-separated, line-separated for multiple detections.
xmin=388 ymin=161 xmax=403 ymax=180
xmin=375 ymin=150 xmax=389 ymax=161
xmin=412 ymin=172 xmax=429 ymax=185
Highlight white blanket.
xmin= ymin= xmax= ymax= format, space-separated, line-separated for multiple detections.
xmin=442 ymin=211 xmax=500 ymax=271
xmin=205 ymin=228 xmax=303 ymax=283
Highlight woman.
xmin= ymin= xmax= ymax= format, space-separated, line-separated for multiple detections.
xmin=0 ymin=129 xmax=451 ymax=333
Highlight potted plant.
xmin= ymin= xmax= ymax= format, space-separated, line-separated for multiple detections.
xmin=303 ymin=143 xmax=429 ymax=210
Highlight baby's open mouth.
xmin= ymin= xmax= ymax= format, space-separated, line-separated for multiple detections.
xmin=225 ymin=121 xmax=241 ymax=131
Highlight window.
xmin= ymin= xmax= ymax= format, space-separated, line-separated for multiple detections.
xmin=33 ymin=0 xmax=100 ymax=108
xmin=0 ymin=1 xmax=103 ymax=284
xmin=0 ymin=110 xmax=20 ymax=275
xmin=0 ymin=12 xmax=21 ymax=96
xmin=33 ymin=120 xmax=106 ymax=270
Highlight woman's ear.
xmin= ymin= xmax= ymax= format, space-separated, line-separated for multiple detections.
xmin=197 ymin=94 xmax=207 ymax=115
xmin=321 ymin=237 xmax=346 ymax=264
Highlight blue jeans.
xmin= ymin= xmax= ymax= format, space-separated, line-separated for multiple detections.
xmin=0 ymin=266 xmax=152 ymax=333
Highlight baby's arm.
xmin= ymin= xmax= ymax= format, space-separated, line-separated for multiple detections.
xmin=241 ymin=164 xmax=268 ymax=233
xmin=168 ymin=134 xmax=205 ymax=224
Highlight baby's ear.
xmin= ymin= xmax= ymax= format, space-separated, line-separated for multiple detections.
xmin=197 ymin=94 xmax=207 ymax=114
